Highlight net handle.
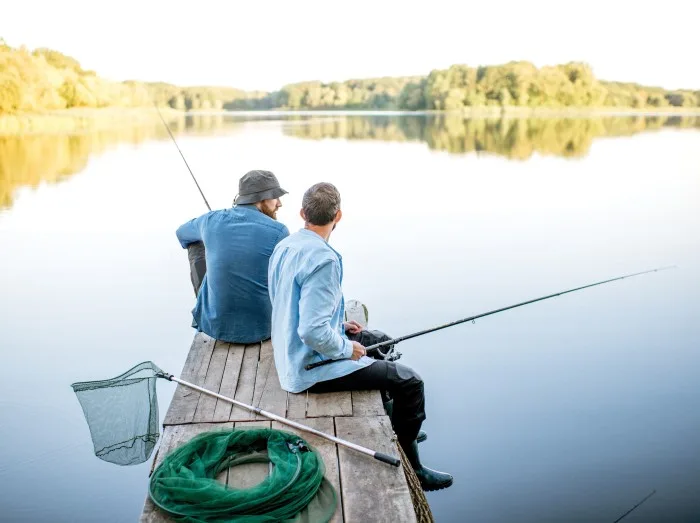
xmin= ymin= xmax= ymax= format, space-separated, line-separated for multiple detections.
xmin=162 ymin=374 xmax=401 ymax=467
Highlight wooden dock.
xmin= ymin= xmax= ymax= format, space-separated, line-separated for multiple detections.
xmin=140 ymin=333 xmax=421 ymax=522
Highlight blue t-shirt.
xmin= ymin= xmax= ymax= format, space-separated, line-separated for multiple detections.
xmin=176 ymin=205 xmax=289 ymax=343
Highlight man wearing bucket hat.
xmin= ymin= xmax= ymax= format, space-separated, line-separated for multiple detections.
xmin=176 ymin=170 xmax=290 ymax=344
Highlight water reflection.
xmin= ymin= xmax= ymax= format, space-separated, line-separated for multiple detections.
xmin=0 ymin=114 xmax=237 ymax=210
xmin=283 ymin=114 xmax=700 ymax=159
xmin=3 ymin=113 xmax=700 ymax=211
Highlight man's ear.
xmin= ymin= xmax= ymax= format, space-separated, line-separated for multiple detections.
xmin=299 ymin=209 xmax=306 ymax=221
xmin=334 ymin=209 xmax=343 ymax=224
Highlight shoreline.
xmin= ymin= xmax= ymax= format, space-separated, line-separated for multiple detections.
xmin=0 ymin=107 xmax=186 ymax=135
xmin=2 ymin=106 xmax=700 ymax=135
xmin=191 ymin=107 xmax=700 ymax=117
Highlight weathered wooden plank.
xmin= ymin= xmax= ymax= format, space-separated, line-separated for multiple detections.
xmin=307 ymin=391 xmax=352 ymax=417
xmin=351 ymin=390 xmax=386 ymax=417
xmin=212 ymin=343 xmax=246 ymax=422
xmin=229 ymin=343 xmax=260 ymax=421
xmin=253 ymin=340 xmax=288 ymax=420
xmin=335 ymin=416 xmax=416 ymax=523
xmin=141 ymin=422 xmax=234 ymax=523
xmin=228 ymin=420 xmax=272 ymax=490
xmin=287 ymin=392 xmax=307 ymax=419
xmin=163 ymin=334 xmax=216 ymax=425
xmin=272 ymin=418 xmax=344 ymax=523
xmin=250 ymin=341 xmax=272 ymax=408
xmin=233 ymin=420 xmax=272 ymax=429
xmin=192 ymin=340 xmax=231 ymax=423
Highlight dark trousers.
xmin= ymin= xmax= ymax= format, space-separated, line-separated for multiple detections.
xmin=187 ymin=242 xmax=206 ymax=329
xmin=187 ymin=242 xmax=207 ymax=297
xmin=308 ymin=331 xmax=426 ymax=449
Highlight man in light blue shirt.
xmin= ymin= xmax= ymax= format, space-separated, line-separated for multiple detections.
xmin=268 ymin=182 xmax=453 ymax=491
xmin=176 ymin=170 xmax=289 ymax=343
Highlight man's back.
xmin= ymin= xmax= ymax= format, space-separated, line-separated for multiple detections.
xmin=268 ymin=229 xmax=373 ymax=393
xmin=177 ymin=205 xmax=289 ymax=343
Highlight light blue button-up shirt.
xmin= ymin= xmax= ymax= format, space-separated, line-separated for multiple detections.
xmin=268 ymin=229 xmax=375 ymax=393
xmin=176 ymin=205 xmax=289 ymax=344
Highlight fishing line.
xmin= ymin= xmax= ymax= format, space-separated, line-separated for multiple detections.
xmin=153 ymin=103 xmax=211 ymax=210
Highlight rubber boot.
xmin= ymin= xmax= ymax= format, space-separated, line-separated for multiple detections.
xmin=384 ymin=399 xmax=427 ymax=443
xmin=403 ymin=440 xmax=453 ymax=492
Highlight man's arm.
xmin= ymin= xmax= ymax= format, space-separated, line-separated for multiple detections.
xmin=297 ymin=260 xmax=354 ymax=360
xmin=175 ymin=216 xmax=205 ymax=248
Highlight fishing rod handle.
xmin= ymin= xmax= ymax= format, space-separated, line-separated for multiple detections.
xmin=306 ymin=359 xmax=340 ymax=370
xmin=374 ymin=452 xmax=401 ymax=466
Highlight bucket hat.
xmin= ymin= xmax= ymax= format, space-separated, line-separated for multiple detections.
xmin=234 ymin=170 xmax=288 ymax=205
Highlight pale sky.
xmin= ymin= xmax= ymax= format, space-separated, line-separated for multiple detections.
xmin=3 ymin=0 xmax=698 ymax=92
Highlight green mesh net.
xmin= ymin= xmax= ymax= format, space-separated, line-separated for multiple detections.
xmin=71 ymin=361 xmax=162 ymax=466
xmin=149 ymin=428 xmax=337 ymax=522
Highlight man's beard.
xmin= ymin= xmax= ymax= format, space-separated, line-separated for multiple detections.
xmin=261 ymin=206 xmax=277 ymax=220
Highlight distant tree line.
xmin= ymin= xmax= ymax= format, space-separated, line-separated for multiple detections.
xmin=1 ymin=39 xmax=698 ymax=114
xmin=246 ymin=62 xmax=699 ymax=111
xmin=0 ymin=40 xmax=257 ymax=113
xmin=224 ymin=76 xmax=425 ymax=110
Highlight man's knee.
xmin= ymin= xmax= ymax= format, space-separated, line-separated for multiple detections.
xmin=394 ymin=362 xmax=422 ymax=382
xmin=390 ymin=362 xmax=424 ymax=394
xmin=387 ymin=362 xmax=426 ymax=425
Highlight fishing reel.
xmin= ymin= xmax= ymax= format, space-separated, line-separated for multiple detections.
xmin=345 ymin=299 xmax=402 ymax=362
xmin=365 ymin=333 xmax=402 ymax=362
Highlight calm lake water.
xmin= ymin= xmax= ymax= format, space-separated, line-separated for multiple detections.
xmin=0 ymin=113 xmax=698 ymax=522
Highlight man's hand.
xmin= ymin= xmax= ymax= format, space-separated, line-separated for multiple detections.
xmin=344 ymin=320 xmax=364 ymax=335
xmin=350 ymin=341 xmax=366 ymax=360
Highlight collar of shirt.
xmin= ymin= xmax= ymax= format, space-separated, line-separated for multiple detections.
xmin=297 ymin=228 xmax=343 ymax=263
xmin=234 ymin=203 xmax=260 ymax=213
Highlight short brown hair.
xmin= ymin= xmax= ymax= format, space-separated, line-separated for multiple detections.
xmin=302 ymin=182 xmax=341 ymax=226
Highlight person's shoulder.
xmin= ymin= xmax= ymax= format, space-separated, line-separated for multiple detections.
xmin=276 ymin=229 xmax=302 ymax=249
xmin=275 ymin=232 xmax=339 ymax=280
xmin=262 ymin=220 xmax=289 ymax=244
xmin=271 ymin=220 xmax=289 ymax=235
xmin=180 ymin=209 xmax=214 ymax=223
xmin=276 ymin=230 xmax=323 ymax=252
xmin=238 ymin=208 xmax=288 ymax=233
xmin=295 ymin=232 xmax=339 ymax=264
xmin=202 ymin=208 xmax=231 ymax=221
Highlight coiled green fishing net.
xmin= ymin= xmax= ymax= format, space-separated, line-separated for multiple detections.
xmin=149 ymin=428 xmax=337 ymax=522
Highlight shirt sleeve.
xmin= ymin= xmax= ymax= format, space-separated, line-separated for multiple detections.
xmin=297 ymin=259 xmax=354 ymax=360
xmin=175 ymin=215 xmax=205 ymax=248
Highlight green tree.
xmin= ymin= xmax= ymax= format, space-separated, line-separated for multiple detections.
xmin=0 ymin=74 xmax=22 ymax=112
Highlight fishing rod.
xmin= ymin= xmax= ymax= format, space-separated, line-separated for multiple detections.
xmin=306 ymin=265 xmax=676 ymax=371
xmin=153 ymin=102 xmax=211 ymax=211
xmin=153 ymin=103 xmax=209 ymax=295
xmin=612 ymin=489 xmax=656 ymax=522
